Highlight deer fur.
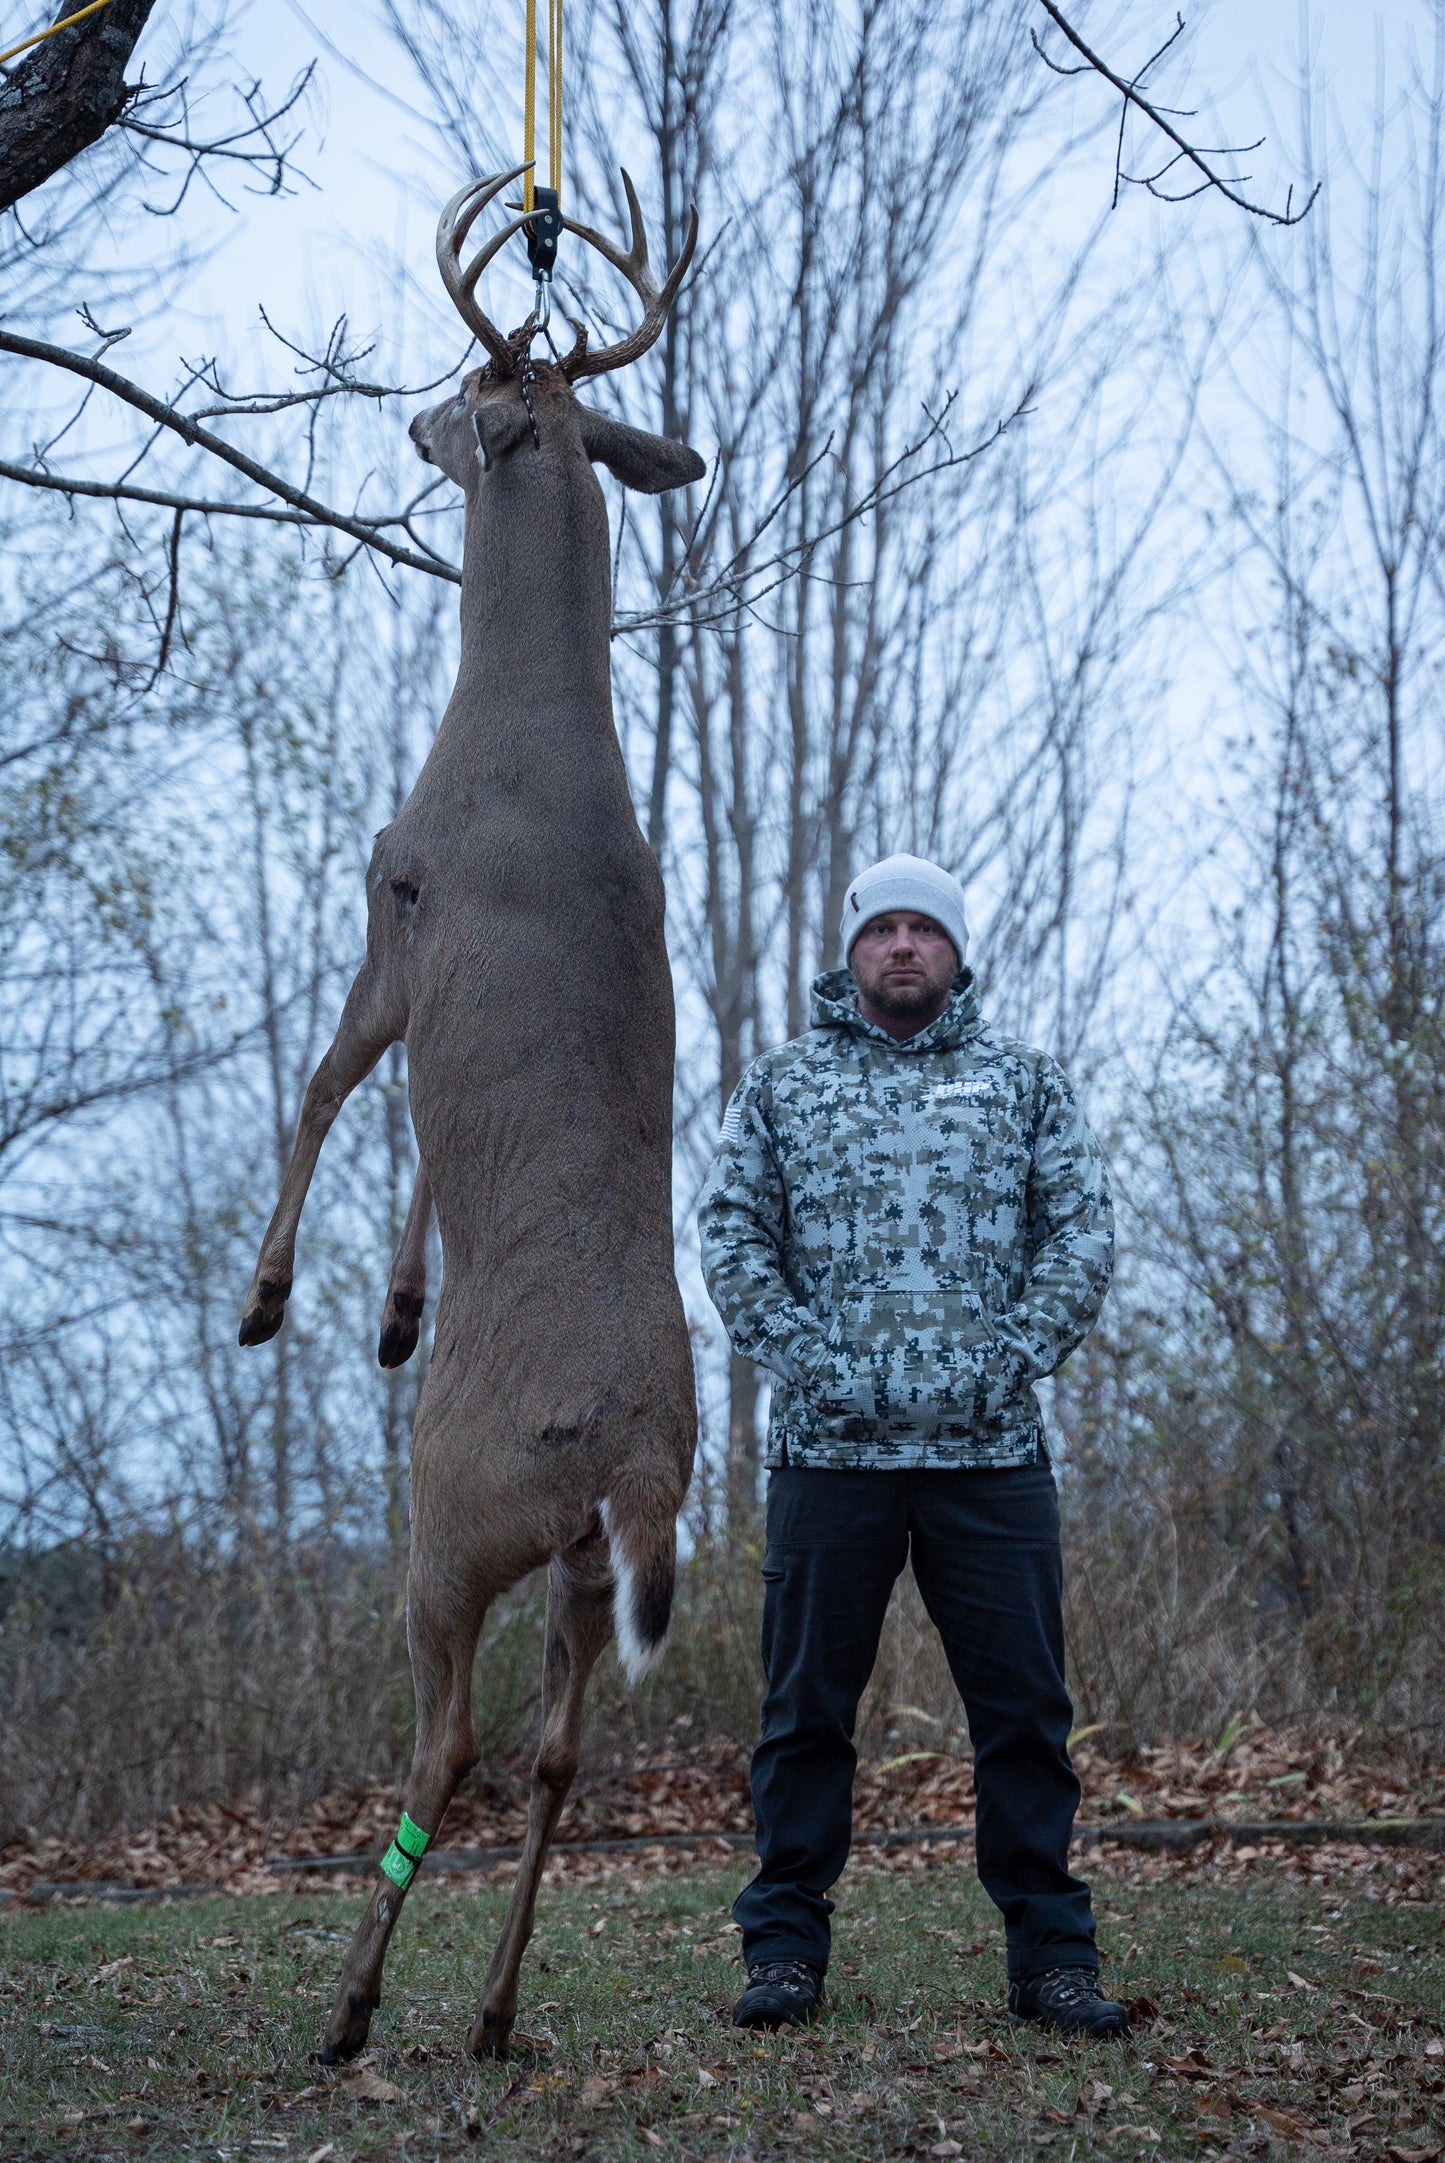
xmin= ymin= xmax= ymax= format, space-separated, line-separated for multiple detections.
xmin=238 ymin=175 xmax=702 ymax=2062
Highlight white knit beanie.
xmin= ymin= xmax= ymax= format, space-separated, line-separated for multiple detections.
xmin=841 ymin=853 xmax=969 ymax=966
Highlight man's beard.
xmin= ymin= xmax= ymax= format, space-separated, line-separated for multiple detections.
xmin=866 ymin=975 xmax=937 ymax=1018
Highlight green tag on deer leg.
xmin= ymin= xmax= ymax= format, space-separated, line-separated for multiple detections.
xmin=380 ymin=1810 xmax=431 ymax=1890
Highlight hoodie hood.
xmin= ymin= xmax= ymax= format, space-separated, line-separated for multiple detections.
xmin=809 ymin=967 xmax=984 ymax=1054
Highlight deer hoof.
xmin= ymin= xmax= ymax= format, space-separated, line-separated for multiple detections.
xmin=467 ymin=2009 xmax=514 ymax=2059
xmin=318 ymin=1989 xmax=376 ymax=2064
xmin=239 ymin=1278 xmax=291 ymax=1347
xmin=377 ymin=1292 xmax=424 ymax=1369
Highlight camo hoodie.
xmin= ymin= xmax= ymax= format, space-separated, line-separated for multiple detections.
xmin=697 ymin=969 xmax=1114 ymax=1470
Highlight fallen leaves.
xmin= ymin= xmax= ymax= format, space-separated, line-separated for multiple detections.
xmin=337 ymin=2059 xmax=404 ymax=2104
xmin=1255 ymin=2102 xmax=1337 ymax=2146
xmin=1 ymin=1720 xmax=1439 ymax=1897
xmin=1165 ymin=2049 xmax=1219 ymax=2081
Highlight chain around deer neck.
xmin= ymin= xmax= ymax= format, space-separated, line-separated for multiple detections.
xmin=519 ymin=353 xmax=541 ymax=449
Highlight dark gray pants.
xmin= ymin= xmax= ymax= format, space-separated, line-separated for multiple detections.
xmin=733 ymin=1461 xmax=1097 ymax=1981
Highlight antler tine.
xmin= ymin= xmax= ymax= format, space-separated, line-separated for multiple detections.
xmin=436 ymin=165 xmax=533 ymax=372
xmin=560 ymin=170 xmax=700 ymax=381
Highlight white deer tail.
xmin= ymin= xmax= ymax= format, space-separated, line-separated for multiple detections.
xmin=601 ymin=1492 xmax=678 ymax=1685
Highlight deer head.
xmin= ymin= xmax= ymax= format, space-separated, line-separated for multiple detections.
xmin=409 ymin=165 xmax=705 ymax=499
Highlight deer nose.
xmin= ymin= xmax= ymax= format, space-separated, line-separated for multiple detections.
xmin=408 ymin=413 xmax=434 ymax=462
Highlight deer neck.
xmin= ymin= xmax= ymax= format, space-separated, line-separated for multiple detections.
xmin=443 ymin=465 xmax=621 ymax=771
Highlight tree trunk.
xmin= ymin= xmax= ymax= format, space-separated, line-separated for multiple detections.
xmin=0 ymin=1 xmax=157 ymax=212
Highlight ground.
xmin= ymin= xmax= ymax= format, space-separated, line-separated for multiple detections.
xmin=2 ymin=1847 xmax=1441 ymax=2163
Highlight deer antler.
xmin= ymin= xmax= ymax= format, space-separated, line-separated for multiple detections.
xmin=436 ymin=167 xmax=536 ymax=374
xmin=559 ymin=170 xmax=699 ymax=382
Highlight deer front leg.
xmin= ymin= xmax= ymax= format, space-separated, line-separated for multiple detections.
xmin=468 ymin=1524 xmax=613 ymax=2058
xmin=239 ymin=960 xmax=397 ymax=1346
xmin=378 ymin=1161 xmax=433 ymax=1368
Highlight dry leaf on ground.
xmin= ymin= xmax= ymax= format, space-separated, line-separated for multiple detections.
xmin=339 ymin=2062 xmax=404 ymax=2104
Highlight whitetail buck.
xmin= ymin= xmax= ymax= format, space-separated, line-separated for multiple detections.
xmin=238 ymin=168 xmax=702 ymax=2061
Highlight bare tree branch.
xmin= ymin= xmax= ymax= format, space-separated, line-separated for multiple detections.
xmin=2 ymin=336 xmax=1025 ymax=634
xmin=116 ymin=64 xmax=316 ymax=217
xmin=0 ymin=330 xmax=463 ymax=582
xmin=1033 ymin=2 xmax=1319 ymax=227
xmin=614 ymin=389 xmax=1031 ymax=638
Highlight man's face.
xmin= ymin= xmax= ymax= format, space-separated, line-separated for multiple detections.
xmin=849 ymin=912 xmax=959 ymax=1037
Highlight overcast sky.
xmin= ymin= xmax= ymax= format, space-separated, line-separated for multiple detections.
xmin=132 ymin=0 xmax=1418 ymax=393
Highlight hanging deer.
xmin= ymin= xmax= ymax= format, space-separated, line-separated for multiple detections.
xmin=237 ymin=167 xmax=702 ymax=2062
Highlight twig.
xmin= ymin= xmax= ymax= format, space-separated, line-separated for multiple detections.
xmin=1033 ymin=2 xmax=1319 ymax=228
xmin=0 ymin=461 xmax=458 ymax=564
xmin=140 ymin=507 xmax=186 ymax=687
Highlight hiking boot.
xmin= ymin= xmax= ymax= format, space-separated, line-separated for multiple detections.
xmin=731 ymin=1959 xmax=824 ymax=2030
xmin=1008 ymin=1966 xmax=1130 ymax=2038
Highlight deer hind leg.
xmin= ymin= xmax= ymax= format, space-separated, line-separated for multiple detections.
xmin=378 ymin=1161 xmax=433 ymax=1368
xmin=319 ymin=1566 xmax=487 ymax=2065
xmin=239 ymin=959 xmax=398 ymax=1347
xmin=467 ymin=1519 xmax=614 ymax=2058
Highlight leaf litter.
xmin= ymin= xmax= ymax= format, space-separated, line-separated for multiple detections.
xmin=1 ymin=1720 xmax=1440 ymax=1900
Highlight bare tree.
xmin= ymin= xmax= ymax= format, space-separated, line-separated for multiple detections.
xmin=1081 ymin=16 xmax=1445 ymax=1733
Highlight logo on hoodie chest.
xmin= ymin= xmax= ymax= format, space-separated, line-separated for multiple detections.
xmin=850 ymin=1072 xmax=1007 ymax=1162
xmin=926 ymin=1077 xmax=995 ymax=1105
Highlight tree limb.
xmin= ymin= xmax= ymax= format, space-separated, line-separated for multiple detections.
xmin=0 ymin=330 xmax=462 ymax=581
xmin=1033 ymin=2 xmax=1319 ymax=228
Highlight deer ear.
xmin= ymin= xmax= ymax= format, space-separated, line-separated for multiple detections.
xmin=473 ymin=400 xmax=532 ymax=471
xmin=577 ymin=406 xmax=705 ymax=494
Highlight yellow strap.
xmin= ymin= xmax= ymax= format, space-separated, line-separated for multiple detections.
xmin=0 ymin=0 xmax=117 ymax=71
xmin=521 ymin=0 xmax=561 ymax=210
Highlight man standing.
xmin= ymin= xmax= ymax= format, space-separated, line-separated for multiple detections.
xmin=698 ymin=853 xmax=1126 ymax=2038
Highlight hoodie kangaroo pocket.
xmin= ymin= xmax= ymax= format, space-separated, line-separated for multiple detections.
xmin=823 ymin=1289 xmax=998 ymax=1436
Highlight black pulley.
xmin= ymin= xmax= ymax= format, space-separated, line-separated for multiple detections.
xmin=526 ymin=185 xmax=562 ymax=278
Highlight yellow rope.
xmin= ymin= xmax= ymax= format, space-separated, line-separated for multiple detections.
xmin=0 ymin=0 xmax=117 ymax=71
xmin=521 ymin=0 xmax=561 ymax=209
xmin=522 ymin=0 xmax=536 ymax=210
xmin=548 ymin=0 xmax=561 ymax=194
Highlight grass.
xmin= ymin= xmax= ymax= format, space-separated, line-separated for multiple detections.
xmin=1 ymin=1855 xmax=1442 ymax=2162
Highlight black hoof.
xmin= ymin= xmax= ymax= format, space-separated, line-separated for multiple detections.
xmin=377 ymin=1293 xmax=423 ymax=1369
xmin=467 ymin=2009 xmax=513 ymax=2060
xmin=319 ymin=1991 xmax=376 ymax=2064
xmin=239 ymin=1279 xmax=291 ymax=1348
